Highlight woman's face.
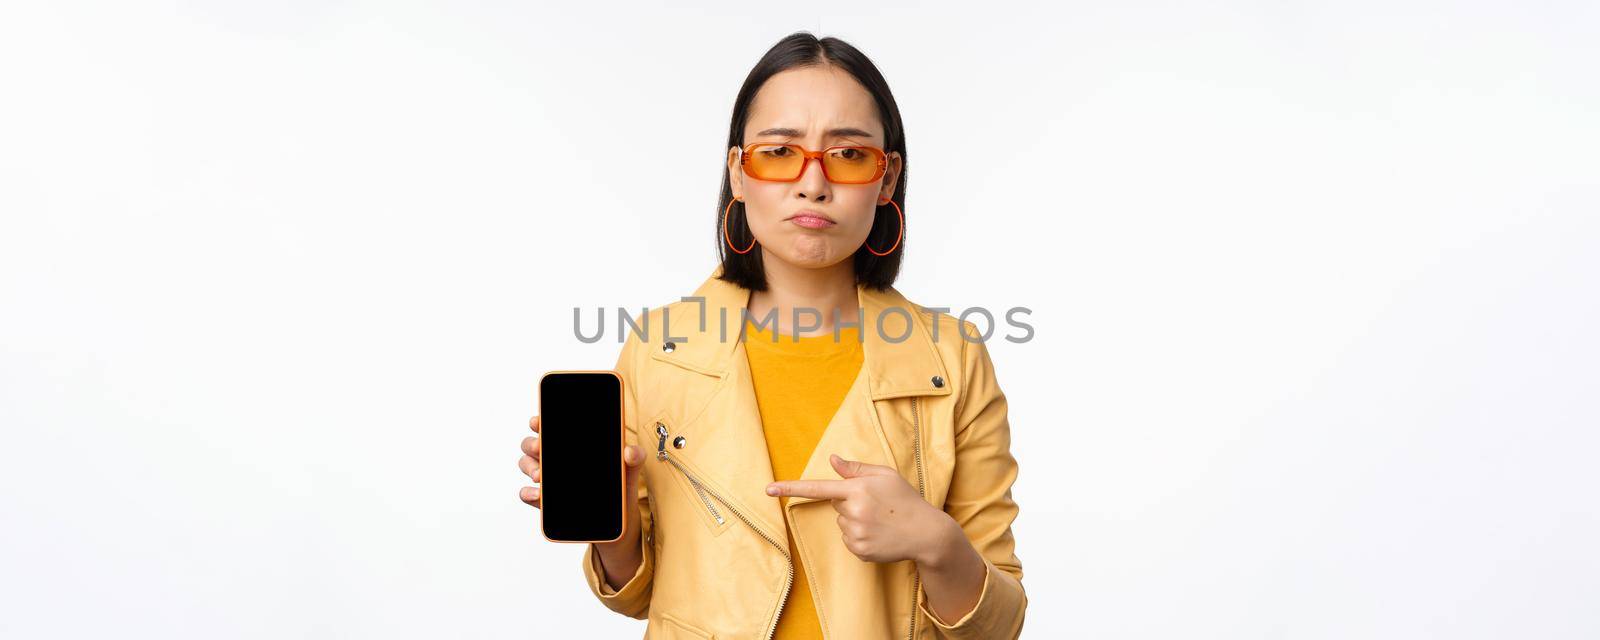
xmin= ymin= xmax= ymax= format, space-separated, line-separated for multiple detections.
xmin=727 ymin=65 xmax=902 ymax=270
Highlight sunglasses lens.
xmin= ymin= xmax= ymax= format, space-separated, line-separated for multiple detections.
xmin=822 ymin=147 xmax=883 ymax=183
xmin=745 ymin=144 xmax=804 ymax=180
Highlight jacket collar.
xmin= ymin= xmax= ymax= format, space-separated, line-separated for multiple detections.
xmin=654 ymin=265 xmax=953 ymax=401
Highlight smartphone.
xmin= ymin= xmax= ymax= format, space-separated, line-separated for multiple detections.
xmin=537 ymin=370 xmax=628 ymax=543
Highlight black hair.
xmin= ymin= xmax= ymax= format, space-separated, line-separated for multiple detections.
xmin=716 ymin=31 xmax=907 ymax=292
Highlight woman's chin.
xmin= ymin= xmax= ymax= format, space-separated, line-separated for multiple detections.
xmin=773 ymin=237 xmax=847 ymax=268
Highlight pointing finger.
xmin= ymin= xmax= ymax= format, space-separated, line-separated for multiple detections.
xmin=766 ymin=478 xmax=852 ymax=500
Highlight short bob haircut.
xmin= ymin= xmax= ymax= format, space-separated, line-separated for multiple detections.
xmin=716 ymin=31 xmax=908 ymax=292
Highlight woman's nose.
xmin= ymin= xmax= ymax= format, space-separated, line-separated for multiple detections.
xmin=795 ymin=156 xmax=830 ymax=198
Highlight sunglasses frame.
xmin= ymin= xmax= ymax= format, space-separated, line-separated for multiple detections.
xmin=739 ymin=142 xmax=889 ymax=185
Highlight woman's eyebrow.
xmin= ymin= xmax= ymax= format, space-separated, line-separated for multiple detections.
xmin=755 ymin=126 xmax=876 ymax=140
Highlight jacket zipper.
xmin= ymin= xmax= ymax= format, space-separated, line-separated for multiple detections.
xmin=907 ymin=396 xmax=926 ymax=640
xmin=657 ymin=422 xmax=793 ymax=640
xmin=662 ymin=426 xmax=725 ymax=526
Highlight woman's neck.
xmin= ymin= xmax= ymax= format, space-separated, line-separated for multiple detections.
xmin=747 ymin=257 xmax=861 ymax=338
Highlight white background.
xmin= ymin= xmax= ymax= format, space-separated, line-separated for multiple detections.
xmin=2 ymin=2 xmax=1596 ymax=638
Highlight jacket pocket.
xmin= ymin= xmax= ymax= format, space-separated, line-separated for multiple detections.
xmin=655 ymin=610 xmax=715 ymax=639
xmin=652 ymin=418 xmax=733 ymax=537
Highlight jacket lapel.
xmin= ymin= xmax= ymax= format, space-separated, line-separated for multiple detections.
xmin=648 ymin=266 xmax=955 ymax=536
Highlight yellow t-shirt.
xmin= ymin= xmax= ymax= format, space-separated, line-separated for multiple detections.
xmin=743 ymin=318 xmax=864 ymax=640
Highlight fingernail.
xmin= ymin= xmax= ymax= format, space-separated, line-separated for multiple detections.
xmin=766 ymin=485 xmax=778 ymax=496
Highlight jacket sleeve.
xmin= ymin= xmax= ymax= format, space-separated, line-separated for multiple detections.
xmin=580 ymin=331 xmax=657 ymax=619
xmin=916 ymin=326 xmax=1028 ymax=639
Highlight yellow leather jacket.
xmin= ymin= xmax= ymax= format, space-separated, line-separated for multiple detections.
xmin=582 ymin=267 xmax=1027 ymax=639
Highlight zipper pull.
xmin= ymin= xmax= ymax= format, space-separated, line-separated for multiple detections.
xmin=655 ymin=422 xmax=668 ymax=460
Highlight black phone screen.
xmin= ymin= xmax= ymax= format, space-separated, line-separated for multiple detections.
xmin=538 ymin=372 xmax=625 ymax=542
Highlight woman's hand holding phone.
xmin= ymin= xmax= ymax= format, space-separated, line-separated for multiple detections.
xmin=519 ymin=414 xmax=647 ymax=590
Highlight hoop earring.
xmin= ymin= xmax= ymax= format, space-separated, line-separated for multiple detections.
xmin=866 ymin=197 xmax=903 ymax=256
xmin=723 ymin=197 xmax=757 ymax=254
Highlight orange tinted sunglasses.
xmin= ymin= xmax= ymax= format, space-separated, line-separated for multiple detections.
xmin=739 ymin=143 xmax=888 ymax=184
